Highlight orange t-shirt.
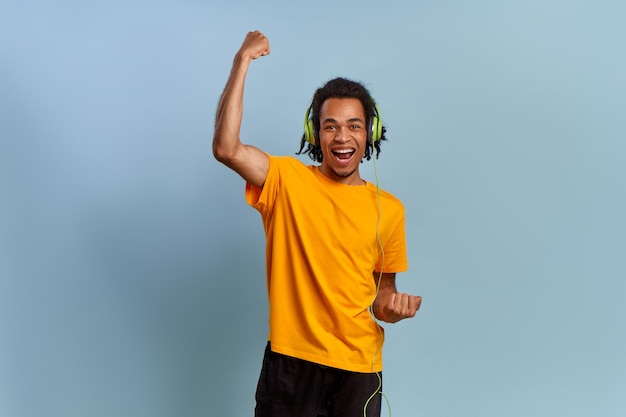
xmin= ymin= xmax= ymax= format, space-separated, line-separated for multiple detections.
xmin=246 ymin=156 xmax=408 ymax=372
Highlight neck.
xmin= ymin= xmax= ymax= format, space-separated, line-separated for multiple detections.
xmin=318 ymin=166 xmax=364 ymax=186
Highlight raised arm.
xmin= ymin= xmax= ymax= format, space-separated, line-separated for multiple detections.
xmin=213 ymin=30 xmax=271 ymax=188
xmin=372 ymin=272 xmax=422 ymax=323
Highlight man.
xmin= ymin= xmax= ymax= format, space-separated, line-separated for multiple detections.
xmin=213 ymin=30 xmax=422 ymax=417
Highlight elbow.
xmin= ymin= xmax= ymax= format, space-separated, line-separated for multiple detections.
xmin=212 ymin=143 xmax=225 ymax=163
xmin=212 ymin=138 xmax=241 ymax=168
xmin=212 ymin=139 xmax=232 ymax=164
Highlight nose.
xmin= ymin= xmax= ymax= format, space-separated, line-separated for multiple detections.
xmin=334 ymin=127 xmax=349 ymax=143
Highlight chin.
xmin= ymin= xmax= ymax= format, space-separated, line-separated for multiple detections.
xmin=332 ymin=168 xmax=357 ymax=179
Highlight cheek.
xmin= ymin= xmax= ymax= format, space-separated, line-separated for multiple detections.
xmin=358 ymin=137 xmax=369 ymax=153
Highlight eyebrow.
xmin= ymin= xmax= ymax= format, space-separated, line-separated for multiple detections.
xmin=322 ymin=117 xmax=365 ymax=124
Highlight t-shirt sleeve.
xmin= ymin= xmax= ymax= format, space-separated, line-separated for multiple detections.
xmin=245 ymin=155 xmax=280 ymax=217
xmin=375 ymin=204 xmax=408 ymax=273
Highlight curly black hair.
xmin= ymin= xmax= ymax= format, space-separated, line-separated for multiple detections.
xmin=296 ymin=77 xmax=387 ymax=163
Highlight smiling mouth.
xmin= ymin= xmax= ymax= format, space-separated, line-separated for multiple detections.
xmin=332 ymin=148 xmax=356 ymax=161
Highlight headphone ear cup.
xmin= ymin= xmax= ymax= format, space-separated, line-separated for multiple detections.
xmin=304 ymin=106 xmax=316 ymax=145
xmin=370 ymin=105 xmax=383 ymax=142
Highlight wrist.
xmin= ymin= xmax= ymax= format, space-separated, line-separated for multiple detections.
xmin=371 ymin=300 xmax=384 ymax=322
xmin=233 ymin=50 xmax=254 ymax=66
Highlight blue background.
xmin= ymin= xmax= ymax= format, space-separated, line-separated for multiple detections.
xmin=2 ymin=1 xmax=625 ymax=416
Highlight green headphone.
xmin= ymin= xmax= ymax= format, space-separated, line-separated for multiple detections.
xmin=303 ymin=103 xmax=383 ymax=145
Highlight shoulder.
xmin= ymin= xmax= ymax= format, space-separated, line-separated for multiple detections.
xmin=376 ymin=187 xmax=404 ymax=208
xmin=268 ymin=155 xmax=309 ymax=169
xmin=267 ymin=155 xmax=316 ymax=178
xmin=373 ymin=187 xmax=406 ymax=220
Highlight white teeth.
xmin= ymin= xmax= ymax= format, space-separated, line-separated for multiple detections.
xmin=334 ymin=149 xmax=354 ymax=154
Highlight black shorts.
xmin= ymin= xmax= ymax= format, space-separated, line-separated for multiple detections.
xmin=254 ymin=342 xmax=382 ymax=417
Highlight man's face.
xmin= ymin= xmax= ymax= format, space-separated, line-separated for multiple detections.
xmin=317 ymin=97 xmax=368 ymax=185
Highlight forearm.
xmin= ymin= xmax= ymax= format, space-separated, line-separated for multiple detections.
xmin=212 ymin=54 xmax=251 ymax=162
xmin=372 ymin=273 xmax=397 ymax=322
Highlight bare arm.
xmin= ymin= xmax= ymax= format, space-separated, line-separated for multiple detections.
xmin=213 ymin=30 xmax=271 ymax=187
xmin=372 ymin=272 xmax=422 ymax=323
